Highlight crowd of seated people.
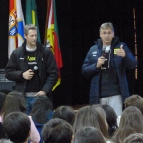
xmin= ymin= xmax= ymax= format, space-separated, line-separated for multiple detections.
xmin=1 ymin=91 xmax=143 ymax=143
xmin=0 ymin=91 xmax=40 ymax=143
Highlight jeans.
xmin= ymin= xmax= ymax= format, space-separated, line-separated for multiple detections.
xmin=25 ymin=97 xmax=37 ymax=115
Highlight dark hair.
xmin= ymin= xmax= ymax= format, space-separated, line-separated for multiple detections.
xmin=0 ymin=91 xmax=27 ymax=119
xmin=42 ymin=118 xmax=73 ymax=143
xmin=2 ymin=111 xmax=30 ymax=143
xmin=0 ymin=92 xmax=7 ymax=112
xmin=31 ymin=96 xmax=53 ymax=124
xmin=101 ymin=104 xmax=118 ymax=137
xmin=53 ymin=106 xmax=75 ymax=125
xmin=72 ymin=126 xmax=106 ymax=143
xmin=0 ymin=122 xmax=8 ymax=139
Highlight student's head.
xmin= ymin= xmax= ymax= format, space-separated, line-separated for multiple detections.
xmin=0 ymin=92 xmax=7 ymax=112
xmin=31 ymin=96 xmax=53 ymax=124
xmin=99 ymin=22 xmax=114 ymax=46
xmin=120 ymin=106 xmax=143 ymax=131
xmin=53 ymin=106 xmax=75 ymax=125
xmin=2 ymin=112 xmax=30 ymax=143
xmin=101 ymin=104 xmax=117 ymax=137
xmin=1 ymin=91 xmax=26 ymax=119
xmin=73 ymin=105 xmax=109 ymax=139
xmin=124 ymin=94 xmax=143 ymax=115
xmin=42 ymin=118 xmax=73 ymax=143
xmin=112 ymin=106 xmax=143 ymax=143
xmin=124 ymin=94 xmax=142 ymax=108
xmin=123 ymin=133 xmax=143 ymax=143
xmin=72 ymin=126 xmax=106 ymax=143
xmin=24 ymin=24 xmax=37 ymax=47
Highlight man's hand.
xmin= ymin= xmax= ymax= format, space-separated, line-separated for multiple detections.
xmin=35 ymin=91 xmax=46 ymax=96
xmin=22 ymin=69 xmax=34 ymax=80
xmin=116 ymin=45 xmax=126 ymax=57
xmin=96 ymin=56 xmax=106 ymax=68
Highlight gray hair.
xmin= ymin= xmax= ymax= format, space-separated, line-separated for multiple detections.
xmin=99 ymin=22 xmax=114 ymax=33
xmin=24 ymin=24 xmax=37 ymax=35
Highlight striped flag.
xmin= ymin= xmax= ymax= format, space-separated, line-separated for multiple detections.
xmin=45 ymin=0 xmax=63 ymax=90
xmin=25 ymin=0 xmax=41 ymax=42
xmin=8 ymin=0 xmax=25 ymax=58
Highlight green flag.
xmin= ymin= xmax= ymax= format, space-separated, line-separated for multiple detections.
xmin=25 ymin=0 xmax=41 ymax=42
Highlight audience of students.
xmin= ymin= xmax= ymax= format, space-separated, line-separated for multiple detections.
xmin=0 ymin=91 xmax=40 ymax=143
xmin=1 ymin=91 xmax=143 ymax=143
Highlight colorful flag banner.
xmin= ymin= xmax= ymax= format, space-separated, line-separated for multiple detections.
xmin=25 ymin=0 xmax=41 ymax=42
xmin=45 ymin=0 xmax=63 ymax=90
xmin=8 ymin=0 xmax=25 ymax=58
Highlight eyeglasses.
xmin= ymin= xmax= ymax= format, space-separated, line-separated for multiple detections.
xmin=101 ymin=32 xmax=113 ymax=36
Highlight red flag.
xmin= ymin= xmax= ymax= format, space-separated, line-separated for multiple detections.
xmin=45 ymin=0 xmax=63 ymax=90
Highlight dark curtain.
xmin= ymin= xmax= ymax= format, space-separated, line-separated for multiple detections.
xmin=0 ymin=0 xmax=142 ymax=108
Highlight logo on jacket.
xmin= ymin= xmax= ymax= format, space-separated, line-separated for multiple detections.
xmin=92 ymin=51 xmax=97 ymax=56
xmin=27 ymin=56 xmax=36 ymax=61
xmin=114 ymin=48 xmax=120 ymax=54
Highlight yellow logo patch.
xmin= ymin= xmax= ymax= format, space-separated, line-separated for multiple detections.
xmin=114 ymin=48 xmax=120 ymax=54
xmin=27 ymin=56 xmax=36 ymax=61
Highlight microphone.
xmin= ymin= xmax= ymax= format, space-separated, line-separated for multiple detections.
xmin=33 ymin=66 xmax=38 ymax=71
xmin=102 ymin=46 xmax=106 ymax=57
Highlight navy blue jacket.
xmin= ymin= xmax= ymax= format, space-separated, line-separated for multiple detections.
xmin=82 ymin=37 xmax=137 ymax=104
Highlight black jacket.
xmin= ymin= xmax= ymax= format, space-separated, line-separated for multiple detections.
xmin=5 ymin=41 xmax=58 ymax=95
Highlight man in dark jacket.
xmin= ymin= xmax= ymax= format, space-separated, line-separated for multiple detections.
xmin=82 ymin=22 xmax=137 ymax=116
xmin=5 ymin=24 xmax=58 ymax=114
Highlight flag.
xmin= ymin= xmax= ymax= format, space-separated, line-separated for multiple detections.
xmin=8 ymin=0 xmax=25 ymax=58
xmin=45 ymin=0 xmax=63 ymax=90
xmin=25 ymin=0 xmax=41 ymax=42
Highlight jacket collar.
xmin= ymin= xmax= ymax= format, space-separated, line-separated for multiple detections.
xmin=21 ymin=40 xmax=44 ymax=55
xmin=95 ymin=36 xmax=120 ymax=48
